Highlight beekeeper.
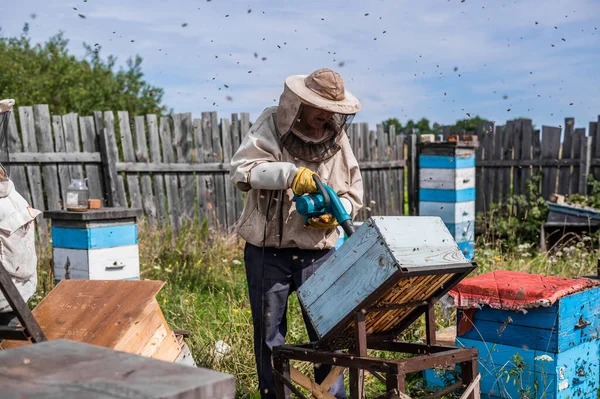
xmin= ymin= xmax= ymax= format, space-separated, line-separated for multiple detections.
xmin=230 ymin=68 xmax=363 ymax=399
xmin=0 ymin=99 xmax=41 ymax=328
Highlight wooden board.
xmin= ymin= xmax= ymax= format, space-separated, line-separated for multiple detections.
xmin=541 ymin=126 xmax=562 ymax=199
xmin=558 ymin=118 xmax=574 ymax=195
xmin=147 ymin=114 xmax=167 ymax=223
xmin=493 ymin=124 xmax=504 ymax=202
xmin=570 ymin=128 xmax=585 ymax=195
xmin=502 ymin=120 xmax=514 ymax=200
xmin=134 ymin=115 xmax=157 ymax=225
xmin=230 ymin=114 xmax=243 ymax=221
xmin=7 ymin=111 xmax=31 ymax=205
xmin=221 ymin=118 xmax=235 ymax=230
xmin=119 ymin=111 xmax=143 ymax=211
xmin=200 ymin=112 xmax=217 ymax=227
xmin=53 ymin=115 xmax=71 ymax=208
xmin=160 ymin=116 xmax=181 ymax=231
xmin=593 ymin=118 xmax=600 ymax=180
xmin=19 ymin=106 xmax=47 ymax=242
xmin=1 ymin=280 xmax=165 ymax=351
xmin=63 ymin=112 xmax=84 ymax=181
xmin=53 ymin=245 xmax=140 ymax=280
xmin=172 ymin=113 xmax=195 ymax=221
xmin=100 ymin=111 xmax=127 ymax=207
xmin=210 ymin=112 xmax=227 ymax=229
xmin=34 ymin=104 xmax=61 ymax=211
xmin=520 ymin=119 xmax=534 ymax=195
xmin=79 ymin=116 xmax=104 ymax=202
xmin=0 ymin=339 xmax=236 ymax=399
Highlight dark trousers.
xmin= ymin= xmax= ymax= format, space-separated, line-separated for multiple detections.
xmin=244 ymin=242 xmax=346 ymax=399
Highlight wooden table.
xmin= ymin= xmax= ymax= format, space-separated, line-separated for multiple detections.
xmin=0 ymin=339 xmax=236 ymax=398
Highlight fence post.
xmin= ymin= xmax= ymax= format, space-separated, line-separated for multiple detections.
xmin=407 ymin=132 xmax=418 ymax=216
xmin=579 ymin=135 xmax=593 ymax=196
xmin=98 ymin=112 xmax=123 ymax=208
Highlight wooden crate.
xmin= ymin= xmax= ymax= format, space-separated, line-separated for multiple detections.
xmin=0 ymin=339 xmax=234 ymax=398
xmin=297 ymin=216 xmax=475 ymax=350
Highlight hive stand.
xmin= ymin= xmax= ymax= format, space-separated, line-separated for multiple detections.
xmin=273 ymin=216 xmax=481 ymax=399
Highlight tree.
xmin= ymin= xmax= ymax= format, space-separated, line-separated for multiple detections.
xmin=0 ymin=27 xmax=166 ymax=116
xmin=382 ymin=117 xmax=441 ymax=135
xmin=451 ymin=116 xmax=488 ymax=132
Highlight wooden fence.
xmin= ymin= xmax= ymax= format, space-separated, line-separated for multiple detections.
xmin=436 ymin=117 xmax=600 ymax=214
xmin=7 ymin=104 xmax=600 ymax=242
xmin=6 ymin=105 xmax=408 ymax=242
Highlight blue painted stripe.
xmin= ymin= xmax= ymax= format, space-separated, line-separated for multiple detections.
xmin=52 ymin=225 xmax=138 ymax=249
xmin=457 ymin=241 xmax=474 ymax=260
xmin=419 ymin=188 xmax=476 ymax=202
xmin=419 ymin=155 xmax=475 ymax=169
xmin=445 ymin=221 xmax=475 ymax=241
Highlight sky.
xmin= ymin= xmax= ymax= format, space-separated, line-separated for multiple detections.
xmin=2 ymin=0 xmax=600 ymax=131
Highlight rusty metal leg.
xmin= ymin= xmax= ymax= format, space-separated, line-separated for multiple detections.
xmin=425 ymin=303 xmax=437 ymax=346
xmin=460 ymin=358 xmax=478 ymax=399
xmin=350 ymin=311 xmax=367 ymax=399
xmin=273 ymin=355 xmax=292 ymax=399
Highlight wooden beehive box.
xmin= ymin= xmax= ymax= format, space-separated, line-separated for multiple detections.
xmin=0 ymin=280 xmax=195 ymax=366
xmin=297 ymin=216 xmax=475 ymax=350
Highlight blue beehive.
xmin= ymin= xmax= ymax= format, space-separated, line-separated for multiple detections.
xmin=418 ymin=142 xmax=477 ymax=260
xmin=44 ymin=208 xmax=142 ymax=283
xmin=425 ymin=272 xmax=600 ymax=399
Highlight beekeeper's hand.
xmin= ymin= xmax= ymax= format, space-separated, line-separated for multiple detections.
xmin=291 ymin=167 xmax=319 ymax=196
xmin=304 ymin=213 xmax=338 ymax=230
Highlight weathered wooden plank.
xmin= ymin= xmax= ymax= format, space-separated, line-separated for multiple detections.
xmin=230 ymin=114 xmax=243 ymax=221
xmin=477 ymin=158 xmax=591 ymax=167
xmin=118 ymin=111 xmax=143 ymax=211
xmin=210 ymin=112 xmax=226 ymax=229
xmin=134 ymin=116 xmax=157 ymax=225
xmin=221 ymin=118 xmax=235 ymax=230
xmin=0 ymin=339 xmax=236 ymax=398
xmin=172 ymin=113 xmax=195 ymax=221
xmin=570 ymin=128 xmax=585 ymax=195
xmin=351 ymin=123 xmax=360 ymax=160
xmin=395 ymin=132 xmax=405 ymax=216
xmin=407 ymin=133 xmax=418 ymax=216
xmin=160 ymin=116 xmax=181 ymax=231
xmin=200 ymin=112 xmax=217 ymax=227
xmin=475 ymin=122 xmax=489 ymax=215
xmin=62 ymin=112 xmax=85 ymax=181
xmin=240 ymin=112 xmax=250 ymax=138
xmin=493 ymin=124 xmax=504 ymax=202
xmin=504 ymin=120 xmax=515 ymax=199
xmin=369 ymin=129 xmax=378 ymax=214
xmin=360 ymin=123 xmax=369 ymax=162
xmin=520 ymin=119 xmax=533 ymax=196
xmin=376 ymin=125 xmax=386 ymax=214
xmin=558 ymin=117 xmax=575 ymax=195
xmin=34 ymin=105 xmax=61 ymax=210
xmin=99 ymin=111 xmax=127 ymax=207
xmin=52 ymin=116 xmax=70 ymax=209
xmin=19 ymin=106 xmax=47 ymax=242
xmin=79 ymin=116 xmax=104 ymax=202
xmin=579 ymin=135 xmax=593 ymax=195
xmin=541 ymin=126 xmax=562 ymax=199
xmin=442 ymin=126 xmax=451 ymax=141
xmin=6 ymin=111 xmax=31 ymax=204
xmin=9 ymin=152 xmax=101 ymax=163
xmin=147 ymin=114 xmax=167 ymax=223
xmin=484 ymin=125 xmax=496 ymax=209
xmin=590 ymin=120 xmax=600 ymax=180
xmin=193 ymin=118 xmax=208 ymax=224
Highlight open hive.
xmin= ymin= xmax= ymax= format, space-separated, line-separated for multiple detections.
xmin=0 ymin=280 xmax=195 ymax=366
xmin=297 ymin=216 xmax=476 ymax=350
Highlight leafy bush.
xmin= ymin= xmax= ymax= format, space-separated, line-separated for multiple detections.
xmin=478 ymin=174 xmax=548 ymax=249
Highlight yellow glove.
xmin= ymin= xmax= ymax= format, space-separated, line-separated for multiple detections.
xmin=304 ymin=214 xmax=338 ymax=230
xmin=291 ymin=167 xmax=319 ymax=196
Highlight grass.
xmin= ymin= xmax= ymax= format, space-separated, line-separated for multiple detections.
xmin=31 ymin=219 xmax=599 ymax=398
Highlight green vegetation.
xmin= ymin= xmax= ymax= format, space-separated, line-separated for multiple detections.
xmin=0 ymin=26 xmax=166 ymax=116
xmin=32 ymin=214 xmax=599 ymax=398
xmin=382 ymin=116 xmax=489 ymax=135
